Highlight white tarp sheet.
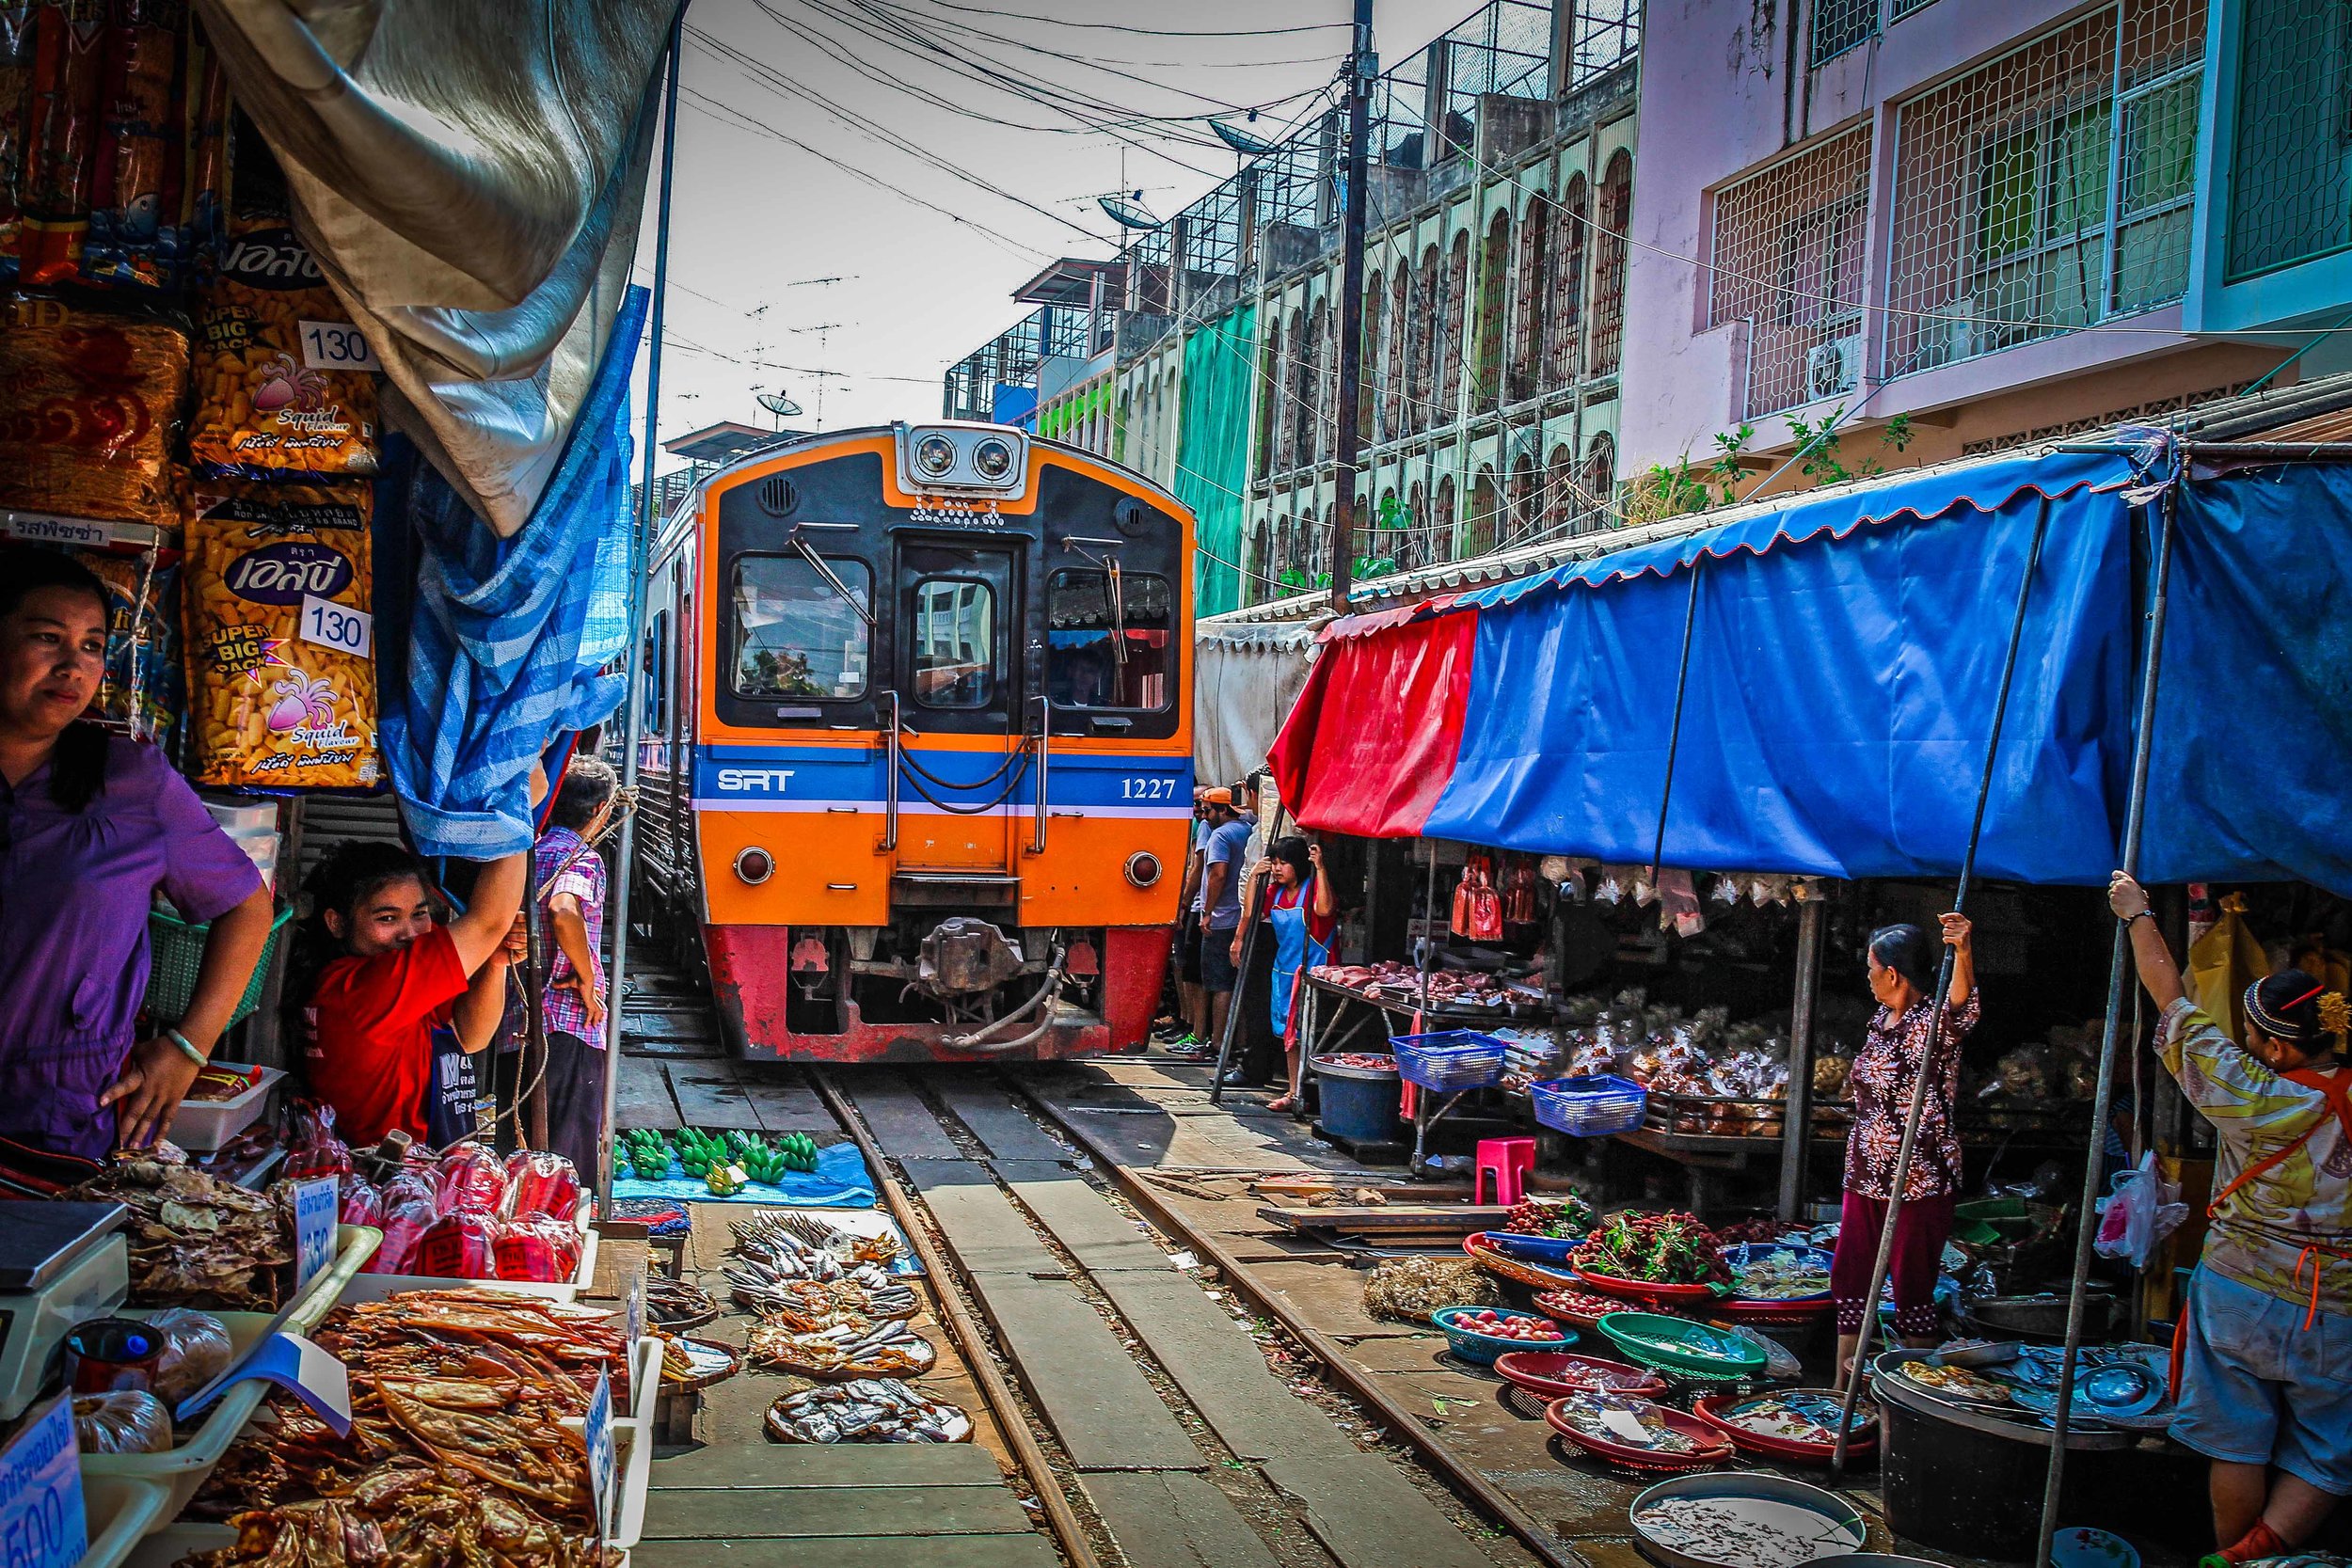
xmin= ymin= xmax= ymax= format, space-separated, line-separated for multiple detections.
xmin=1194 ymin=613 xmax=1326 ymax=788
xmin=196 ymin=0 xmax=677 ymax=535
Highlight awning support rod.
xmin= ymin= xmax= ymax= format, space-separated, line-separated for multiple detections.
xmin=1834 ymin=493 xmax=2054 ymax=1472
xmin=2036 ymin=486 xmax=2178 ymax=1567
xmin=1648 ymin=561 xmax=1704 ymax=876
xmin=598 ymin=5 xmax=685 ymax=1206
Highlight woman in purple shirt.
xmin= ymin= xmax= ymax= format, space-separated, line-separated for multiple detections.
xmin=0 ymin=549 xmax=274 ymax=1161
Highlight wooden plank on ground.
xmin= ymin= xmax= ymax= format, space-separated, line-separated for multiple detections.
xmin=991 ymin=1160 xmax=1168 ymax=1272
xmin=1083 ymin=1471 xmax=1283 ymax=1568
xmin=629 ymin=1534 xmax=1060 ymax=1567
xmin=1089 ymin=1271 xmax=1359 ymax=1465
xmin=1258 ymin=1205 xmax=1508 ymax=1235
xmin=900 ymin=1159 xmax=1062 ymax=1277
xmin=644 ymin=1484 xmax=1027 ymax=1539
xmin=612 ymin=1053 xmax=681 ymax=1130
xmin=664 ymin=1062 xmax=766 ymax=1130
xmin=729 ymin=1065 xmax=828 ymax=1132
xmin=1259 ymin=1454 xmax=1492 ymax=1568
xmin=931 ymin=1079 xmax=1072 ymax=1161
xmin=650 ymin=1441 xmax=1004 ymax=1489
xmin=970 ymin=1273 xmax=1200 ymax=1471
xmin=840 ymin=1071 xmax=962 ymax=1158
xmin=622 ymin=1010 xmax=717 ymax=1038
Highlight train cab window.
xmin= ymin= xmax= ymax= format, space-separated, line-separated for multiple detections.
xmin=911 ymin=578 xmax=996 ymax=709
xmin=643 ymin=610 xmax=667 ymax=732
xmin=1046 ymin=568 xmax=1172 ymax=710
xmin=730 ymin=553 xmax=872 ymax=700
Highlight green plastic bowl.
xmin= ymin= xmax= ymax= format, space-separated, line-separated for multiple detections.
xmin=1596 ymin=1311 xmax=1768 ymax=1377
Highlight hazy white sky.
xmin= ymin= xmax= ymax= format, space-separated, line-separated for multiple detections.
xmin=628 ymin=0 xmax=1477 ymax=468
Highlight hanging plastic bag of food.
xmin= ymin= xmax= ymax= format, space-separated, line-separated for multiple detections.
xmin=188 ymin=109 xmax=376 ymax=478
xmin=72 ymin=546 xmax=182 ymax=740
xmin=2189 ymin=894 xmax=2269 ymax=1045
xmin=501 ymin=1149 xmax=582 ymax=1222
xmin=12 ymin=0 xmax=108 ymax=285
xmin=434 ymin=1143 xmax=508 ymax=1215
xmin=0 ymin=289 xmax=188 ymax=523
xmin=182 ymin=479 xmax=380 ymax=790
xmin=81 ymin=0 xmax=183 ymax=289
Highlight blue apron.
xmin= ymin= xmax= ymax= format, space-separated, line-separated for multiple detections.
xmin=1267 ymin=878 xmax=1331 ymax=1042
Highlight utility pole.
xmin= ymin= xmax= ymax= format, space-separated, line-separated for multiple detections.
xmin=1329 ymin=0 xmax=1374 ymax=610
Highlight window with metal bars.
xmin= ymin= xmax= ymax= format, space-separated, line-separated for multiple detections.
xmin=1885 ymin=0 xmax=2205 ymax=377
xmin=1891 ymin=0 xmax=1941 ymax=17
xmin=1384 ymin=267 xmax=1410 ymax=441
xmin=2224 ymin=0 xmax=2352 ymax=281
xmin=1589 ymin=152 xmax=1632 ymax=377
xmin=1440 ymin=231 xmax=1470 ymax=420
xmin=1512 ymin=198 xmax=1551 ymax=404
xmin=1710 ymin=126 xmax=1873 ymax=418
xmin=1813 ymin=0 xmax=1879 ymax=64
xmin=1476 ymin=210 xmax=1513 ymax=406
xmin=1549 ymin=176 xmax=1588 ymax=389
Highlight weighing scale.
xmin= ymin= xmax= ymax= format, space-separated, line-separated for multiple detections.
xmin=0 ymin=1199 xmax=129 ymax=1419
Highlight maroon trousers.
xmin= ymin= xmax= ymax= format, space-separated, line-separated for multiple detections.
xmin=1830 ymin=1187 xmax=1954 ymax=1338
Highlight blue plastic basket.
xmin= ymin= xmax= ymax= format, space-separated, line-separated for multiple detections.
xmin=1391 ymin=1030 xmax=1506 ymax=1092
xmin=1530 ymin=1074 xmax=1648 ymax=1137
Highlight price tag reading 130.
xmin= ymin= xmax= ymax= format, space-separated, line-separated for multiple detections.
xmin=0 ymin=1396 xmax=87 ymax=1568
xmin=299 ymin=594 xmax=372 ymax=658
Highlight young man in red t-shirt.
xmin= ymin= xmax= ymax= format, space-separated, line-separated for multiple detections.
xmin=298 ymin=841 xmax=530 ymax=1147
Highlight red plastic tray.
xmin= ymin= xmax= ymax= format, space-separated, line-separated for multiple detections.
xmin=1493 ymin=1350 xmax=1667 ymax=1401
xmin=1690 ymin=1389 xmax=1878 ymax=1464
xmin=1545 ymin=1399 xmax=1732 ymax=1472
xmin=1572 ymin=1265 xmax=1729 ymax=1306
xmin=1716 ymin=1293 xmax=1837 ymax=1323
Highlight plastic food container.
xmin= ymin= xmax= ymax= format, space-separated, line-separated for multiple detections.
xmin=1431 ymin=1306 xmax=1572 ymax=1366
xmin=1391 ymin=1030 xmax=1507 ymax=1092
xmin=165 ymin=1065 xmax=285 ymax=1153
xmin=1531 ymin=1074 xmax=1647 ymax=1136
xmin=337 ymin=1199 xmax=596 ymax=1304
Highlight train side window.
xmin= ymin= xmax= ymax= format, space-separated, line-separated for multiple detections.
xmin=1046 ymin=569 xmax=1171 ymax=710
xmin=643 ymin=610 xmax=667 ymax=732
xmin=730 ymin=553 xmax=872 ymax=700
xmin=911 ymin=578 xmax=996 ymax=709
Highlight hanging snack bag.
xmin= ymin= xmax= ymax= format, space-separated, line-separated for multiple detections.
xmin=12 ymin=0 xmax=108 ymax=285
xmin=188 ymin=110 xmax=376 ymax=477
xmin=0 ymin=6 xmax=40 ymax=274
xmin=183 ymin=479 xmax=380 ymax=789
xmin=75 ymin=546 xmax=183 ymax=741
xmin=0 ymin=289 xmax=189 ymax=523
xmin=83 ymin=0 xmax=184 ymax=290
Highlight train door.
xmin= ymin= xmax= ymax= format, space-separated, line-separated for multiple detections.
xmin=895 ymin=539 xmax=1023 ymax=872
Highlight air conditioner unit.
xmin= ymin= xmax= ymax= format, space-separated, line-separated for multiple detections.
xmin=1915 ymin=296 xmax=1976 ymax=371
xmin=1804 ymin=335 xmax=1862 ymax=402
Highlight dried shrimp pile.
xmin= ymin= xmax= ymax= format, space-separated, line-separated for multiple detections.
xmin=185 ymin=1291 xmax=634 ymax=1567
xmin=766 ymin=1380 xmax=970 ymax=1444
xmin=66 ymin=1161 xmax=291 ymax=1310
xmin=1363 ymin=1256 xmax=1499 ymax=1323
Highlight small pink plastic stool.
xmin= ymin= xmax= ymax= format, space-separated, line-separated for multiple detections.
xmin=1475 ymin=1137 xmax=1536 ymax=1206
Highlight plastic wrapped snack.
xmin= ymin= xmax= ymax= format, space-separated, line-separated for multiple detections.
xmin=81 ymin=0 xmax=183 ymax=290
xmin=74 ymin=1390 xmax=173 ymax=1455
xmin=492 ymin=1213 xmax=582 ymax=1283
xmin=187 ymin=110 xmax=376 ymax=478
xmin=74 ymin=547 xmax=182 ymax=739
xmin=435 ymin=1144 xmax=508 ymax=1215
xmin=338 ymin=1177 xmax=382 ymax=1228
xmin=365 ymin=1193 xmax=434 ymax=1275
xmin=0 ymin=290 xmax=189 ymax=524
xmin=12 ymin=1 xmax=108 ymax=284
xmin=501 ymin=1150 xmax=582 ymax=1222
xmin=412 ymin=1210 xmax=500 ymax=1280
xmin=182 ymin=479 xmax=380 ymax=790
xmin=145 ymin=1307 xmax=231 ymax=1406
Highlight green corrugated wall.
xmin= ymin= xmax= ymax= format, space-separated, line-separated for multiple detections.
xmin=1172 ymin=304 xmax=1255 ymax=618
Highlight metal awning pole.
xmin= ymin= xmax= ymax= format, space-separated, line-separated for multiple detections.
xmin=1649 ymin=562 xmax=1704 ymax=878
xmin=2036 ymin=487 xmax=2178 ymax=1567
xmin=1778 ymin=895 xmax=1826 ymax=1223
xmin=1834 ymin=495 xmax=2054 ymax=1473
xmin=597 ymin=7 xmax=684 ymax=1209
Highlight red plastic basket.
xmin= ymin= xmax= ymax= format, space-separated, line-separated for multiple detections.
xmin=1545 ymin=1400 xmax=1732 ymax=1472
xmin=1572 ymin=1265 xmax=1728 ymax=1307
xmin=1493 ymin=1350 xmax=1667 ymax=1401
xmin=1690 ymin=1389 xmax=1877 ymax=1464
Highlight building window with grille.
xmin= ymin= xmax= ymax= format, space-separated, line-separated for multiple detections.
xmin=1544 ymin=442 xmax=1577 ymax=531
xmin=1475 ymin=210 xmax=1512 ymax=406
xmin=1364 ymin=271 xmax=1387 ymax=443
xmin=1433 ymin=475 xmax=1457 ymax=563
xmin=1508 ymin=456 xmax=1538 ymax=547
xmin=1413 ymin=245 xmax=1441 ymax=433
xmin=1710 ymin=126 xmax=1873 ymax=418
xmin=1512 ymin=198 xmax=1550 ymax=405
xmin=1589 ymin=151 xmax=1632 ymax=378
xmin=1440 ymin=230 xmax=1470 ymax=418
xmin=1385 ymin=268 xmax=1411 ymax=439
xmin=1884 ymin=0 xmax=2204 ymax=377
xmin=2224 ymin=0 xmax=2352 ymax=282
xmin=1256 ymin=325 xmax=1283 ymax=478
xmin=1581 ymin=432 xmax=1616 ymax=521
xmin=1813 ymin=0 xmax=1879 ymax=64
xmin=1549 ymin=175 xmax=1588 ymax=388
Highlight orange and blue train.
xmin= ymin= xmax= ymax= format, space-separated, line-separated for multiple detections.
xmin=631 ymin=421 xmax=1194 ymax=1062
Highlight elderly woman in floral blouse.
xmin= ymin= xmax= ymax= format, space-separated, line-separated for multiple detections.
xmin=1831 ymin=912 xmax=1978 ymax=1384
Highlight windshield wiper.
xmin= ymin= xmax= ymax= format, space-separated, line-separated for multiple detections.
xmin=794 ymin=538 xmax=875 ymax=628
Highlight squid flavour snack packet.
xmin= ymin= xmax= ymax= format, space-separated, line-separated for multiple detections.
xmin=182 ymin=479 xmax=380 ymax=789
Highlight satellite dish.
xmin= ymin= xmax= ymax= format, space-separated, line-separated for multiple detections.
xmin=1097 ymin=194 xmax=1161 ymax=230
xmin=757 ymin=392 xmax=803 ymax=418
xmin=1212 ymin=119 xmax=1279 ymax=156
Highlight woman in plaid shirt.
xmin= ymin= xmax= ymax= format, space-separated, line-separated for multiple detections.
xmin=535 ymin=756 xmax=617 ymax=1177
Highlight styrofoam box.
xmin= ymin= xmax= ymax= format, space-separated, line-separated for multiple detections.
xmin=338 ymin=1201 xmax=598 ymax=1304
xmin=166 ymin=1063 xmax=284 ymax=1152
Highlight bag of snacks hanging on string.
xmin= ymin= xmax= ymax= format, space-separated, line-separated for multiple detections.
xmin=80 ymin=0 xmax=186 ymax=290
xmin=72 ymin=546 xmax=183 ymax=740
xmin=182 ymin=477 xmax=381 ymax=790
xmin=0 ymin=289 xmax=189 ymax=524
xmin=188 ymin=108 xmax=377 ymax=478
xmin=9 ymin=0 xmax=109 ymax=285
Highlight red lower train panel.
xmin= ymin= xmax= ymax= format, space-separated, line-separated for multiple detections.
xmin=704 ymin=925 xmax=1166 ymax=1064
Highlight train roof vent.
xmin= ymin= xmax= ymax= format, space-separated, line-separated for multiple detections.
xmin=756 ymin=476 xmax=799 ymax=517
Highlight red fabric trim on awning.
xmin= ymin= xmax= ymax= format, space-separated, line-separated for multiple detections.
xmin=1267 ymin=610 xmax=1478 ymax=838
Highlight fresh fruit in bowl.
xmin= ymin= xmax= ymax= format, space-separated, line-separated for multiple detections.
xmin=1454 ymin=1308 xmax=1567 ymax=1342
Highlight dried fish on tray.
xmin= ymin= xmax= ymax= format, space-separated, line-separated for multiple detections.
xmin=744 ymin=1275 xmax=920 ymax=1331
xmin=739 ymin=1209 xmax=907 ymax=1270
xmin=767 ymin=1378 xmax=971 ymax=1443
xmin=644 ymin=1275 xmax=720 ymax=1332
xmin=316 ymin=1289 xmax=632 ymax=1412
xmin=747 ymin=1315 xmax=937 ymax=1379
xmin=63 ymin=1160 xmax=292 ymax=1311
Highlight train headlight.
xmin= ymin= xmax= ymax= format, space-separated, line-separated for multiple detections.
xmin=972 ymin=437 xmax=1016 ymax=482
xmin=734 ymin=846 xmax=776 ymax=885
xmin=1123 ymin=851 xmax=1163 ymax=889
xmin=914 ymin=435 xmax=958 ymax=480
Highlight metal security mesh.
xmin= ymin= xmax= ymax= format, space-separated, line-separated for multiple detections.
xmin=1885 ymin=0 xmax=2205 ymax=378
xmin=1891 ymin=0 xmax=1941 ymax=17
xmin=1813 ymin=0 xmax=1879 ymax=63
xmin=2224 ymin=0 xmax=2352 ymax=281
xmin=1710 ymin=125 xmax=1873 ymax=417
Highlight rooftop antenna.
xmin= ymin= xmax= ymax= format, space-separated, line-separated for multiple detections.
xmin=755 ymin=389 xmax=802 ymax=429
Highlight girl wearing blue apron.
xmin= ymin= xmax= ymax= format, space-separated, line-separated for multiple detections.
xmin=1257 ymin=837 xmax=1336 ymax=1114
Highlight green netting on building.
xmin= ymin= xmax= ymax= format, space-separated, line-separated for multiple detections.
xmin=1173 ymin=304 xmax=1255 ymax=617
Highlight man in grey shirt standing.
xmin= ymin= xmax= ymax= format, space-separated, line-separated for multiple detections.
xmin=1194 ymin=788 xmax=1253 ymax=1071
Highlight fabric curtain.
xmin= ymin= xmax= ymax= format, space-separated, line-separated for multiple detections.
xmin=377 ymin=288 xmax=647 ymax=860
xmin=1266 ymin=612 xmax=1480 ymax=839
xmin=1193 ymin=615 xmax=1327 ymax=787
xmin=194 ymin=0 xmax=677 ymax=536
xmin=1173 ymin=304 xmax=1255 ymax=617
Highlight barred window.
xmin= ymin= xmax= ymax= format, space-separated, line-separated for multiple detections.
xmin=1549 ymin=175 xmax=1589 ymax=388
xmin=1710 ymin=126 xmax=1873 ymax=418
xmin=2224 ymin=0 xmax=2352 ymax=281
xmin=1475 ymin=210 xmax=1512 ymax=407
xmin=1384 ymin=268 xmax=1410 ymax=440
xmin=1813 ymin=0 xmax=1877 ymax=63
xmin=1440 ymin=231 xmax=1470 ymax=420
xmin=1885 ymin=0 xmax=2205 ymax=377
xmin=1589 ymin=152 xmax=1632 ymax=377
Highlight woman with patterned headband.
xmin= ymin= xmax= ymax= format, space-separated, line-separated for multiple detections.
xmin=2109 ymin=872 xmax=2352 ymax=1567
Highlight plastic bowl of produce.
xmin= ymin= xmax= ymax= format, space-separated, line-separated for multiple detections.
xmin=1493 ymin=1349 xmax=1667 ymax=1400
xmin=1486 ymin=1231 xmax=1582 ymax=1266
xmin=1432 ymin=1306 xmax=1576 ymax=1365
